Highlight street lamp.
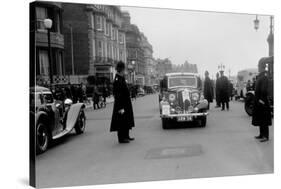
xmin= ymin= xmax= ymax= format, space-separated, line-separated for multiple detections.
xmin=218 ymin=63 xmax=225 ymax=72
xmin=44 ymin=18 xmax=53 ymax=84
xmin=253 ymin=15 xmax=274 ymax=56
xmin=253 ymin=15 xmax=259 ymax=31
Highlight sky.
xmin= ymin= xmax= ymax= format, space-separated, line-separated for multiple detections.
xmin=121 ymin=6 xmax=272 ymax=79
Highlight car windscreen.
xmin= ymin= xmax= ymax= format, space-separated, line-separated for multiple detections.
xmin=168 ymin=76 xmax=197 ymax=88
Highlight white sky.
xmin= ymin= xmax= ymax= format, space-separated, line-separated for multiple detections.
xmin=121 ymin=6 xmax=272 ymax=78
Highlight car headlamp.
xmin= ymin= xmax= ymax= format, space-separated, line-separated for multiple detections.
xmin=191 ymin=93 xmax=199 ymax=101
xmin=169 ymin=93 xmax=176 ymax=101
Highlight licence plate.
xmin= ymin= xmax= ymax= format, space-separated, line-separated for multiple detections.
xmin=177 ymin=116 xmax=192 ymax=122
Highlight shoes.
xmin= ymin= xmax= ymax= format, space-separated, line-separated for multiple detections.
xmin=215 ymin=106 xmax=220 ymax=108
xmin=260 ymin=137 xmax=269 ymax=142
xmin=221 ymin=109 xmax=225 ymax=111
xmin=255 ymin=135 xmax=263 ymax=139
xmin=119 ymin=139 xmax=130 ymax=143
xmin=127 ymin=137 xmax=135 ymax=141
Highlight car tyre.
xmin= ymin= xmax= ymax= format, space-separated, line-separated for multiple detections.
xmin=36 ymin=122 xmax=50 ymax=154
xmin=162 ymin=118 xmax=170 ymax=129
xmin=245 ymin=94 xmax=254 ymax=116
xmin=198 ymin=116 xmax=207 ymax=127
xmin=75 ymin=110 xmax=86 ymax=134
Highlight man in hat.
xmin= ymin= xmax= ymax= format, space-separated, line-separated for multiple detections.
xmin=203 ymin=71 xmax=214 ymax=109
xmin=218 ymin=70 xmax=230 ymax=111
xmin=110 ymin=61 xmax=135 ymax=143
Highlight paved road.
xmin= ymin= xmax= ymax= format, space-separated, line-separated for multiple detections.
xmin=36 ymin=94 xmax=273 ymax=188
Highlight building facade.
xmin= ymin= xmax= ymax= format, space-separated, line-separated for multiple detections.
xmin=155 ymin=58 xmax=173 ymax=81
xmin=62 ymin=3 xmax=126 ymax=84
xmin=122 ymin=11 xmax=145 ymax=85
xmin=30 ymin=1 xmax=65 ymax=85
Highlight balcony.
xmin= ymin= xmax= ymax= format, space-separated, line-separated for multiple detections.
xmin=36 ymin=31 xmax=64 ymax=49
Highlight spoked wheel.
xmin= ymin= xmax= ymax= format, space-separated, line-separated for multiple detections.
xmin=36 ymin=122 xmax=50 ymax=154
xmin=75 ymin=110 xmax=86 ymax=134
xmin=245 ymin=94 xmax=254 ymax=116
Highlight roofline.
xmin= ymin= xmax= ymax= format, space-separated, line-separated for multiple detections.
xmin=165 ymin=72 xmax=199 ymax=77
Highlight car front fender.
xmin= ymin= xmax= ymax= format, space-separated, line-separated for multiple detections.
xmin=65 ymin=103 xmax=85 ymax=131
xmin=196 ymin=99 xmax=208 ymax=110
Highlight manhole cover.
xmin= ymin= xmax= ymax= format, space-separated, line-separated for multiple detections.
xmin=145 ymin=144 xmax=203 ymax=159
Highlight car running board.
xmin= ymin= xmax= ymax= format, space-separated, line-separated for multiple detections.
xmin=52 ymin=129 xmax=71 ymax=140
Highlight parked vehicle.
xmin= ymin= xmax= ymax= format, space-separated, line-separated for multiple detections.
xmin=159 ymin=73 xmax=209 ymax=129
xmin=30 ymin=86 xmax=86 ymax=154
xmin=244 ymin=56 xmax=273 ymax=116
xmin=235 ymin=68 xmax=258 ymax=99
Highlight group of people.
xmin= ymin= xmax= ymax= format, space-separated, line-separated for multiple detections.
xmin=203 ymin=70 xmax=234 ymax=111
xmin=52 ymin=82 xmax=87 ymax=104
xmin=203 ymin=67 xmax=272 ymax=143
xmin=92 ymin=84 xmax=108 ymax=110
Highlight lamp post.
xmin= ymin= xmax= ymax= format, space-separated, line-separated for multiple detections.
xmin=218 ymin=63 xmax=225 ymax=72
xmin=253 ymin=15 xmax=274 ymax=56
xmin=44 ymin=18 xmax=53 ymax=84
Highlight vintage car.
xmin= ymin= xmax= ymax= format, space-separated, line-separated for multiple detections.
xmin=244 ymin=56 xmax=273 ymax=116
xmin=159 ymin=73 xmax=209 ymax=129
xmin=30 ymin=86 xmax=86 ymax=154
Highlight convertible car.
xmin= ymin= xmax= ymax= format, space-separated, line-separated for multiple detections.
xmin=30 ymin=86 xmax=86 ymax=154
xmin=159 ymin=73 xmax=209 ymax=129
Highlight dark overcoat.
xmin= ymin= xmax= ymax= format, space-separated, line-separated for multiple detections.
xmin=110 ymin=74 xmax=135 ymax=132
xmin=215 ymin=78 xmax=221 ymax=103
xmin=252 ymin=72 xmax=272 ymax=126
xmin=219 ymin=76 xmax=229 ymax=102
xmin=204 ymin=76 xmax=214 ymax=103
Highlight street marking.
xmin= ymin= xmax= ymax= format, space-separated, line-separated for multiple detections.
xmin=145 ymin=144 xmax=203 ymax=159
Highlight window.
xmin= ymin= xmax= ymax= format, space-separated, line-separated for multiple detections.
xmin=36 ymin=7 xmax=48 ymax=31
xmin=96 ymin=15 xmax=102 ymax=30
xmin=111 ymin=27 xmax=115 ymax=40
xmin=38 ymin=50 xmax=49 ymax=76
xmin=90 ymin=13 xmax=95 ymax=29
xmin=107 ymin=43 xmax=111 ymax=59
xmin=55 ymin=51 xmax=63 ymax=75
xmin=97 ymin=41 xmax=103 ymax=57
xmin=105 ymin=23 xmax=110 ymax=36
xmin=92 ymin=39 xmax=96 ymax=57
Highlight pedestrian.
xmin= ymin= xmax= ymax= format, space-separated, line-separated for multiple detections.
xmin=218 ymin=70 xmax=230 ymax=111
xmin=252 ymin=77 xmax=256 ymax=91
xmin=203 ymin=71 xmax=214 ymax=110
xmin=102 ymin=83 xmax=108 ymax=107
xmin=92 ymin=85 xmax=100 ymax=110
xmin=246 ymin=80 xmax=252 ymax=92
xmin=228 ymin=81 xmax=234 ymax=101
xmin=252 ymin=62 xmax=272 ymax=142
xmin=215 ymin=72 xmax=221 ymax=108
xmin=110 ymin=61 xmax=135 ymax=143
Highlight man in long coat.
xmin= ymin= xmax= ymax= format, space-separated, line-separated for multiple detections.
xmin=252 ymin=63 xmax=272 ymax=142
xmin=110 ymin=61 xmax=135 ymax=143
xmin=215 ymin=72 xmax=221 ymax=108
xmin=218 ymin=71 xmax=230 ymax=111
xmin=203 ymin=71 xmax=214 ymax=110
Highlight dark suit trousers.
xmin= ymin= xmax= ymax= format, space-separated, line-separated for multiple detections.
xmin=117 ymin=127 xmax=129 ymax=141
xmin=259 ymin=125 xmax=269 ymax=139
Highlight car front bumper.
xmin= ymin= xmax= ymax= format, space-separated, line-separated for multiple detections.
xmin=161 ymin=112 xmax=209 ymax=118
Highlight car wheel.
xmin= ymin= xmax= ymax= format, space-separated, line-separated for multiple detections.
xmin=245 ymin=95 xmax=254 ymax=116
xmin=75 ymin=110 xmax=86 ymax=134
xmin=162 ymin=118 xmax=170 ymax=129
xmin=36 ymin=122 xmax=50 ymax=154
xmin=198 ymin=116 xmax=207 ymax=127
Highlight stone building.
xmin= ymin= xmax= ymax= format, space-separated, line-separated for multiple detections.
xmin=62 ymin=3 xmax=126 ymax=84
xmin=155 ymin=58 xmax=173 ymax=80
xmin=30 ymin=1 xmax=65 ymax=85
xmin=122 ymin=11 xmax=145 ymax=85
xmin=140 ymin=33 xmax=155 ymax=85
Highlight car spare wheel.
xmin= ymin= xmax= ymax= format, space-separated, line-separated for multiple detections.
xmin=75 ymin=110 xmax=86 ymax=134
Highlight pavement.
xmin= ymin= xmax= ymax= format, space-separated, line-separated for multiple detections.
xmin=36 ymin=94 xmax=273 ymax=188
